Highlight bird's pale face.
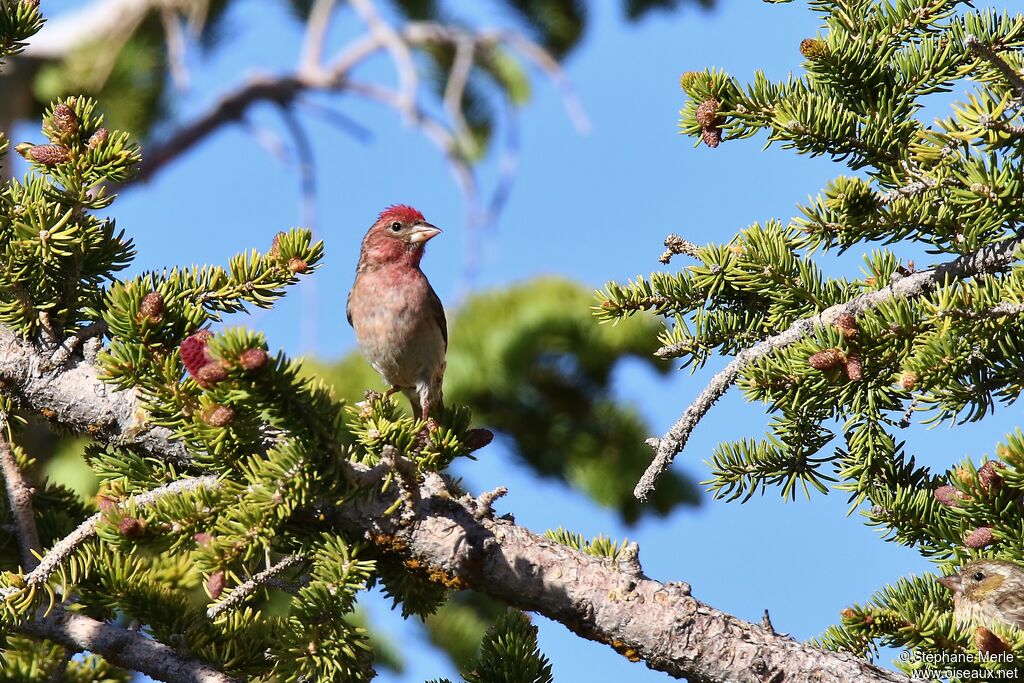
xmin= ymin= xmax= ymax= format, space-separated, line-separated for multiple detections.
xmin=359 ymin=206 xmax=441 ymax=269
xmin=939 ymin=560 xmax=1015 ymax=601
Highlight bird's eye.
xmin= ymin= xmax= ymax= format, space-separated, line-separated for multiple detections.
xmin=973 ymin=571 xmax=985 ymax=581
xmin=390 ymin=222 xmax=402 ymax=232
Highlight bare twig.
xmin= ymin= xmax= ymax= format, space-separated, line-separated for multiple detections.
xmin=635 ymin=236 xmax=1024 ymax=500
xmin=0 ymin=428 xmax=41 ymax=569
xmin=966 ymin=34 xmax=1024 ymax=98
xmin=297 ymin=98 xmax=374 ymax=142
xmin=161 ymin=7 xmax=190 ymax=91
xmin=444 ymin=36 xmax=477 ymax=143
xmin=300 ymin=0 xmax=338 ymax=73
xmin=659 ymin=233 xmax=700 ymax=264
xmin=207 ymin=554 xmax=304 ymax=619
xmin=18 ymin=609 xmax=239 ymax=683
xmin=349 ymin=0 xmax=418 ymax=122
xmin=472 ymin=485 xmax=508 ymax=519
xmin=46 ymin=321 xmax=106 ymax=370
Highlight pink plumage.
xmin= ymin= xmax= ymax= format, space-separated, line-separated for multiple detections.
xmin=347 ymin=206 xmax=446 ymax=422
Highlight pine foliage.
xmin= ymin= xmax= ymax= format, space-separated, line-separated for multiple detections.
xmin=598 ymin=0 xmax=1024 ymax=678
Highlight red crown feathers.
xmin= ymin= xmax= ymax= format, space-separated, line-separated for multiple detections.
xmin=378 ymin=204 xmax=425 ymax=225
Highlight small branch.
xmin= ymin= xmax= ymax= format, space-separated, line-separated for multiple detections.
xmin=980 ymin=114 xmax=1024 ymax=138
xmin=45 ymin=321 xmax=107 ymax=371
xmin=207 ymin=554 xmax=304 ymax=619
xmin=18 ymin=609 xmax=239 ymax=683
xmin=938 ymin=301 xmax=1024 ymax=319
xmin=635 ymin=236 xmax=1024 ymax=500
xmin=161 ymin=7 xmax=190 ymax=91
xmin=471 ymin=485 xmax=508 ymax=520
xmin=966 ymin=34 xmax=1024 ymax=98
xmin=2 ymin=476 xmax=219 ymax=596
xmin=444 ymin=36 xmax=476 ymax=143
xmin=499 ymin=30 xmax=591 ymax=133
xmin=381 ymin=444 xmax=419 ymax=518
xmin=349 ymin=0 xmax=418 ymax=121
xmin=0 ymin=428 xmax=41 ymax=569
xmin=300 ymin=0 xmax=338 ymax=73
xmin=659 ymin=233 xmax=700 ymax=264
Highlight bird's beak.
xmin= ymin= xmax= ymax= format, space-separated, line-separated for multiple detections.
xmin=938 ymin=575 xmax=963 ymax=592
xmin=410 ymin=223 xmax=441 ymax=244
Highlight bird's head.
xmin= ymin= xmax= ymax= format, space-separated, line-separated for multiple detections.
xmin=359 ymin=205 xmax=441 ymax=268
xmin=938 ymin=560 xmax=1021 ymax=602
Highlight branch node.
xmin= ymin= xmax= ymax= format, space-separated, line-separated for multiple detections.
xmin=473 ymin=485 xmax=508 ymax=520
xmin=659 ymin=234 xmax=700 ymax=264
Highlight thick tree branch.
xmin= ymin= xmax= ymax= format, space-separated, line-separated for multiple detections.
xmin=18 ymin=609 xmax=239 ymax=683
xmin=334 ymin=472 xmax=910 ymax=683
xmin=0 ymin=324 xmax=913 ymax=683
xmin=635 ymin=236 xmax=1024 ymax=500
xmin=0 ymin=325 xmax=189 ymax=464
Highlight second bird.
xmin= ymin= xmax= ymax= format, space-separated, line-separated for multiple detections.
xmin=347 ymin=205 xmax=447 ymax=423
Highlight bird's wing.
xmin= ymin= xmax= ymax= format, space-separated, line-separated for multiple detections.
xmin=428 ymin=283 xmax=447 ymax=349
xmin=346 ymin=288 xmax=353 ymax=327
xmin=993 ymin=590 xmax=1024 ymax=628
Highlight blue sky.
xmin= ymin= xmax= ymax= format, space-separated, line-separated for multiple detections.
xmin=26 ymin=0 xmax=1024 ymax=681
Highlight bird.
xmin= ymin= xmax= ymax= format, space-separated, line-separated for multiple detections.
xmin=938 ymin=559 xmax=1024 ymax=630
xmin=347 ymin=205 xmax=446 ymax=424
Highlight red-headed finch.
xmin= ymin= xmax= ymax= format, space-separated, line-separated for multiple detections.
xmin=347 ymin=205 xmax=446 ymax=422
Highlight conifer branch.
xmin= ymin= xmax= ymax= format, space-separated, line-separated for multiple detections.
xmin=206 ymin=554 xmax=304 ymax=619
xmin=636 ymin=236 xmax=1024 ymax=500
xmin=0 ymin=428 xmax=40 ymax=570
xmin=17 ymin=609 xmax=239 ymax=683
xmin=966 ymin=34 xmax=1024 ymax=98
xmin=3 ymin=476 xmax=219 ymax=595
xmin=0 ymin=324 xmax=912 ymax=683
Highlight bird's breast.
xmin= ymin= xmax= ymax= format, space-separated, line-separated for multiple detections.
xmin=349 ymin=267 xmax=444 ymax=386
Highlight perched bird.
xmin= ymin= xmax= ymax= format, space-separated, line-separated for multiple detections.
xmin=347 ymin=205 xmax=446 ymax=422
xmin=938 ymin=559 xmax=1024 ymax=629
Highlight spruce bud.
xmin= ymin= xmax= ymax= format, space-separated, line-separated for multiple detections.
xmin=239 ymin=347 xmax=268 ymax=372
xmin=964 ymin=527 xmax=994 ymax=549
xmin=808 ymin=348 xmax=844 ymax=370
xmin=799 ymin=38 xmax=828 ymax=60
xmin=118 ymin=517 xmax=145 ymax=539
xmin=695 ymin=98 xmax=721 ymax=128
xmin=834 ymin=313 xmax=858 ymax=338
xmin=934 ymin=485 xmax=966 ymax=506
xmin=196 ymin=362 xmax=228 ymax=388
xmin=843 ymin=353 xmax=863 ymax=381
xmin=978 ymin=461 xmax=1005 ymax=492
xmin=51 ymin=104 xmax=79 ymax=137
xmin=202 ymin=404 xmax=235 ymax=427
xmin=138 ymin=291 xmax=164 ymax=324
xmin=206 ymin=570 xmax=226 ymax=600
xmin=26 ymin=144 xmax=69 ymax=165
xmin=88 ymin=128 xmax=109 ymax=149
